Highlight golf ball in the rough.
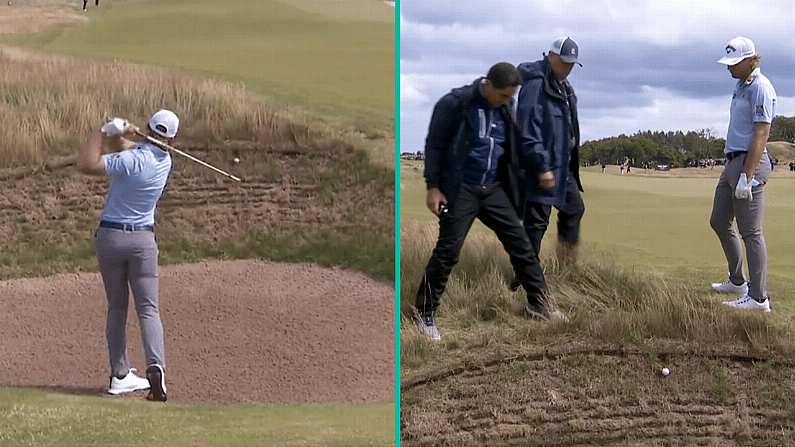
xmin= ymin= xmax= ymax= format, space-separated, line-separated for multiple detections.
xmin=233 ymin=158 xmax=240 ymax=164
xmin=661 ymin=367 xmax=670 ymax=377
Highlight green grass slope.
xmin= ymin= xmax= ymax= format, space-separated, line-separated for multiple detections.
xmin=0 ymin=389 xmax=392 ymax=447
xmin=7 ymin=0 xmax=395 ymax=137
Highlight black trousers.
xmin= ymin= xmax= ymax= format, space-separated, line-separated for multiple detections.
xmin=524 ymin=173 xmax=585 ymax=256
xmin=415 ymin=183 xmax=546 ymax=316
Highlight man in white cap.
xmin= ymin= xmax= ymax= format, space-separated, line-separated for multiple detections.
xmin=710 ymin=36 xmax=776 ymax=312
xmin=83 ymin=0 xmax=99 ymax=11
xmin=78 ymin=109 xmax=179 ymax=400
xmin=514 ymin=37 xmax=585 ymax=290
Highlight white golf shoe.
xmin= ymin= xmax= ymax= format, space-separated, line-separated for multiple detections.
xmin=415 ymin=313 xmax=442 ymax=342
xmin=711 ymin=279 xmax=748 ymax=297
xmin=108 ymin=368 xmax=151 ymax=395
xmin=525 ymin=303 xmax=569 ymax=322
xmin=722 ymin=295 xmax=771 ymax=313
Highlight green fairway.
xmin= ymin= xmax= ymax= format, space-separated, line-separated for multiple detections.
xmin=0 ymin=389 xmax=392 ymax=447
xmin=401 ymin=160 xmax=795 ymax=314
xmin=6 ymin=0 xmax=394 ymax=136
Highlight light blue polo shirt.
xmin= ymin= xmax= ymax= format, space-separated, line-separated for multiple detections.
xmin=100 ymin=142 xmax=172 ymax=226
xmin=725 ymin=67 xmax=776 ymax=154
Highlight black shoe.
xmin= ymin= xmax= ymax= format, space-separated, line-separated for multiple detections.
xmin=146 ymin=365 xmax=167 ymax=402
xmin=509 ymin=277 xmax=521 ymax=292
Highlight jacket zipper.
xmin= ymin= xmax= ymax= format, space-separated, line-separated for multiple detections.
xmin=481 ymin=109 xmax=495 ymax=185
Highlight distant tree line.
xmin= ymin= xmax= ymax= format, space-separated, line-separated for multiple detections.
xmin=770 ymin=115 xmax=795 ymax=142
xmin=581 ymin=116 xmax=794 ymax=168
xmin=580 ymin=129 xmax=725 ymax=168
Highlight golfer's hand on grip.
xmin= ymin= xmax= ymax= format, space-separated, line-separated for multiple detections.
xmin=539 ymin=171 xmax=555 ymax=190
xmin=101 ymin=117 xmax=139 ymax=138
xmin=426 ymin=187 xmax=447 ymax=217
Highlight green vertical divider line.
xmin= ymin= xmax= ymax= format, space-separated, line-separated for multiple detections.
xmin=394 ymin=1 xmax=401 ymax=446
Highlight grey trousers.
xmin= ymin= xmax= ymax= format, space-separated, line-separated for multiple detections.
xmin=709 ymin=151 xmax=772 ymax=300
xmin=95 ymin=227 xmax=165 ymax=378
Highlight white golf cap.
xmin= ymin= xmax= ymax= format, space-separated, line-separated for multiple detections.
xmin=549 ymin=36 xmax=582 ymax=66
xmin=717 ymin=36 xmax=756 ymax=65
xmin=149 ymin=109 xmax=179 ymax=138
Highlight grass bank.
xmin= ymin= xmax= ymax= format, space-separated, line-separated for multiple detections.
xmin=0 ymin=388 xmax=392 ymax=447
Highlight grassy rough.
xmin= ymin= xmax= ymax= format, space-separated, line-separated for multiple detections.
xmin=0 ymin=46 xmax=394 ymax=281
xmin=400 ymin=222 xmax=795 ymax=370
xmin=4 ymin=0 xmax=395 ymax=150
xmin=0 ymin=47 xmax=333 ymax=169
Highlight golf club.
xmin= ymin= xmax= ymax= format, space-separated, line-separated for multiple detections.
xmin=132 ymin=127 xmax=242 ymax=182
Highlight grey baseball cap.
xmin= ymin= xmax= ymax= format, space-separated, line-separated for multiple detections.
xmin=549 ymin=36 xmax=582 ymax=66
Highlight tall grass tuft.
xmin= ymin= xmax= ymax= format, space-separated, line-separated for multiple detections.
xmin=0 ymin=47 xmax=329 ymax=169
xmin=400 ymin=221 xmax=794 ymax=357
xmin=0 ymin=47 xmax=394 ymax=281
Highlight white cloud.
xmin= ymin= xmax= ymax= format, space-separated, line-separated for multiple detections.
xmin=776 ymin=95 xmax=795 ymax=118
xmin=401 ymin=20 xmax=512 ymax=47
xmin=402 ymin=1 xmax=795 ymax=49
xmin=399 ymin=74 xmax=429 ymax=107
xmin=400 ymin=0 xmax=795 ymax=151
xmin=400 ymin=73 xmax=482 ymax=152
xmin=580 ymin=87 xmax=732 ymax=141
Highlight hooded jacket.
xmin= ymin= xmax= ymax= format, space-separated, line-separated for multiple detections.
xmin=423 ymin=78 xmax=525 ymax=211
xmin=516 ymin=58 xmax=583 ymax=207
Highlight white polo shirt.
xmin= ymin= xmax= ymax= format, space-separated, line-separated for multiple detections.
xmin=100 ymin=143 xmax=172 ymax=226
xmin=725 ymin=67 xmax=776 ymax=154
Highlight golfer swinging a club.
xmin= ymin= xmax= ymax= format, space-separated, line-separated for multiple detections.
xmin=78 ymin=109 xmax=179 ymax=401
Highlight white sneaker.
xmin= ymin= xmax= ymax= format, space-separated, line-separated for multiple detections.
xmin=711 ymin=279 xmax=748 ymax=297
xmin=415 ymin=313 xmax=441 ymax=342
xmin=108 ymin=368 xmax=151 ymax=395
xmin=525 ymin=303 xmax=569 ymax=322
xmin=722 ymin=295 xmax=771 ymax=313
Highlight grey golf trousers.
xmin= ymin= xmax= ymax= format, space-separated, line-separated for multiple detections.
xmin=709 ymin=151 xmax=772 ymax=300
xmin=95 ymin=227 xmax=165 ymax=378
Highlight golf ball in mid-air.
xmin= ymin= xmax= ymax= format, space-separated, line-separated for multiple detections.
xmin=661 ymin=367 xmax=670 ymax=377
xmin=233 ymin=158 xmax=240 ymax=164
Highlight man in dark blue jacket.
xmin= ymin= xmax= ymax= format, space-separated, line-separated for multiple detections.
xmin=515 ymin=37 xmax=585 ymax=273
xmin=415 ymin=63 xmax=549 ymax=341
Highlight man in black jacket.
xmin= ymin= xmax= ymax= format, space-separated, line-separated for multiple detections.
xmin=415 ymin=62 xmax=549 ymax=341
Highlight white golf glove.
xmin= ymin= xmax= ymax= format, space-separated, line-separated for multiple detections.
xmin=735 ymin=173 xmax=753 ymax=200
xmin=101 ymin=117 xmax=130 ymax=137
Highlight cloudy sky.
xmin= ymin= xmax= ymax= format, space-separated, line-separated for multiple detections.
xmin=400 ymin=0 xmax=795 ymax=152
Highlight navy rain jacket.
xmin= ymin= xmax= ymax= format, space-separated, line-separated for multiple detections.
xmin=423 ymin=78 xmax=525 ymax=211
xmin=516 ymin=58 xmax=584 ymax=206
